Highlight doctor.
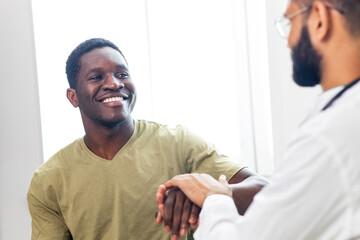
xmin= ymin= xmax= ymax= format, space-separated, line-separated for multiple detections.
xmin=157 ymin=0 xmax=360 ymax=239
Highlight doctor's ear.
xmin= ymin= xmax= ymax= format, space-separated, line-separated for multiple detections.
xmin=67 ymin=88 xmax=79 ymax=108
xmin=308 ymin=1 xmax=332 ymax=42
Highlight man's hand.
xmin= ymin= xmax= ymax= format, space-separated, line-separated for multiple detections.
xmin=156 ymin=186 xmax=200 ymax=240
xmin=163 ymin=173 xmax=232 ymax=207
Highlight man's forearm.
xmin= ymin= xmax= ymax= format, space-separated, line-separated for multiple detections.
xmin=229 ymin=175 xmax=268 ymax=215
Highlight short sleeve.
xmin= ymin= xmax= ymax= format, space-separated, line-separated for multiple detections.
xmin=181 ymin=127 xmax=243 ymax=181
xmin=27 ymin=173 xmax=72 ymax=240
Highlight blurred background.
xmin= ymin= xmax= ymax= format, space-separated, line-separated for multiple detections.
xmin=0 ymin=0 xmax=320 ymax=239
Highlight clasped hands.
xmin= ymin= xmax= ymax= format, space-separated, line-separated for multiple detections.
xmin=156 ymin=173 xmax=232 ymax=240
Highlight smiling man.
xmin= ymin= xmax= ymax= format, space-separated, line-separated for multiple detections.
xmin=158 ymin=0 xmax=360 ymax=239
xmin=27 ymin=38 xmax=267 ymax=240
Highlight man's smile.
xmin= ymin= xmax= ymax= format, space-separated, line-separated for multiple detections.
xmin=102 ymin=96 xmax=124 ymax=103
xmin=98 ymin=93 xmax=130 ymax=105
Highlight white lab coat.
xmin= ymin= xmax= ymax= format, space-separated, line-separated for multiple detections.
xmin=195 ymin=83 xmax=360 ymax=240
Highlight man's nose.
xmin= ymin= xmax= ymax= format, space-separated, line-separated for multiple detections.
xmin=103 ymin=74 xmax=124 ymax=90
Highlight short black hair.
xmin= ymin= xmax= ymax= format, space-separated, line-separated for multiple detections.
xmin=65 ymin=38 xmax=127 ymax=89
xmin=295 ymin=0 xmax=360 ymax=37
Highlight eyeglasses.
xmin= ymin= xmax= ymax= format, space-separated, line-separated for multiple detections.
xmin=275 ymin=4 xmax=345 ymax=38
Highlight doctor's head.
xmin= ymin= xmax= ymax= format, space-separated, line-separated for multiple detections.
xmin=276 ymin=0 xmax=360 ymax=89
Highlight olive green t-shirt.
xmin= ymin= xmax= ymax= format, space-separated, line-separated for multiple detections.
xmin=27 ymin=120 xmax=243 ymax=240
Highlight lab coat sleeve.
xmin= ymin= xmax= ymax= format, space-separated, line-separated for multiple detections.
xmin=194 ymin=131 xmax=351 ymax=240
xmin=194 ymin=194 xmax=244 ymax=240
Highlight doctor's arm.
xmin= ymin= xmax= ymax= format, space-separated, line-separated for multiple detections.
xmin=161 ymin=136 xmax=347 ymax=240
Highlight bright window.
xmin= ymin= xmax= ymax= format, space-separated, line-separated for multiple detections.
xmin=31 ymin=0 xmax=274 ymax=175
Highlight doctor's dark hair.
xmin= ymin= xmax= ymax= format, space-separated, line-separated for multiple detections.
xmin=294 ymin=0 xmax=360 ymax=37
xmin=65 ymin=38 xmax=127 ymax=89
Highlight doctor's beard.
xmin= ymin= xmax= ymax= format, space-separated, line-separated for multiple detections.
xmin=291 ymin=26 xmax=322 ymax=87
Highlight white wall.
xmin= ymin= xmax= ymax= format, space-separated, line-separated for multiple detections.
xmin=0 ymin=0 xmax=43 ymax=239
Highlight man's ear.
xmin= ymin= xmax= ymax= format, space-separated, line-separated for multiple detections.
xmin=67 ymin=88 xmax=79 ymax=108
xmin=308 ymin=1 xmax=331 ymax=42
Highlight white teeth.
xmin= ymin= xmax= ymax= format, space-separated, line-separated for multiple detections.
xmin=103 ymin=97 xmax=124 ymax=103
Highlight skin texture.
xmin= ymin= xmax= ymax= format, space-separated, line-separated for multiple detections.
xmin=67 ymin=47 xmax=136 ymax=160
xmin=156 ymin=168 xmax=268 ymax=240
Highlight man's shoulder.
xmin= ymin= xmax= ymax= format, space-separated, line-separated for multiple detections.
xmin=135 ymin=119 xmax=188 ymax=137
xmin=35 ymin=138 xmax=83 ymax=175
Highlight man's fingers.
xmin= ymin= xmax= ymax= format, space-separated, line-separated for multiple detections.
xmin=163 ymin=189 xmax=176 ymax=232
xmin=171 ymin=234 xmax=179 ymax=240
xmin=179 ymin=198 xmax=192 ymax=236
xmin=188 ymin=203 xmax=200 ymax=226
xmin=171 ymin=190 xmax=185 ymax=237
xmin=190 ymin=218 xmax=200 ymax=230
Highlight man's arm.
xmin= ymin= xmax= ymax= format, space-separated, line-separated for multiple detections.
xmin=27 ymin=174 xmax=72 ymax=240
xmin=228 ymin=167 xmax=268 ymax=215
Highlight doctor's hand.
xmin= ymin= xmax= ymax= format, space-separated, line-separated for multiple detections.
xmin=163 ymin=173 xmax=232 ymax=208
xmin=156 ymin=187 xmax=200 ymax=240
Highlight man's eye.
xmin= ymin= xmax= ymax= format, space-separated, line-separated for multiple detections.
xmin=90 ymin=75 xmax=103 ymax=80
xmin=116 ymin=72 xmax=129 ymax=78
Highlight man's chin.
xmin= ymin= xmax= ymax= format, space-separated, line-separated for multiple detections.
xmin=100 ymin=115 xmax=132 ymax=127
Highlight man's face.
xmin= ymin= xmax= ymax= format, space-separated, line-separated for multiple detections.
xmin=73 ymin=47 xmax=136 ymax=126
xmin=287 ymin=1 xmax=322 ymax=87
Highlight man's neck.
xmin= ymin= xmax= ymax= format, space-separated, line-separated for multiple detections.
xmin=83 ymin=118 xmax=135 ymax=160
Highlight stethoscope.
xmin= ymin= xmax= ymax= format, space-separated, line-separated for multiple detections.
xmin=321 ymin=77 xmax=360 ymax=111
